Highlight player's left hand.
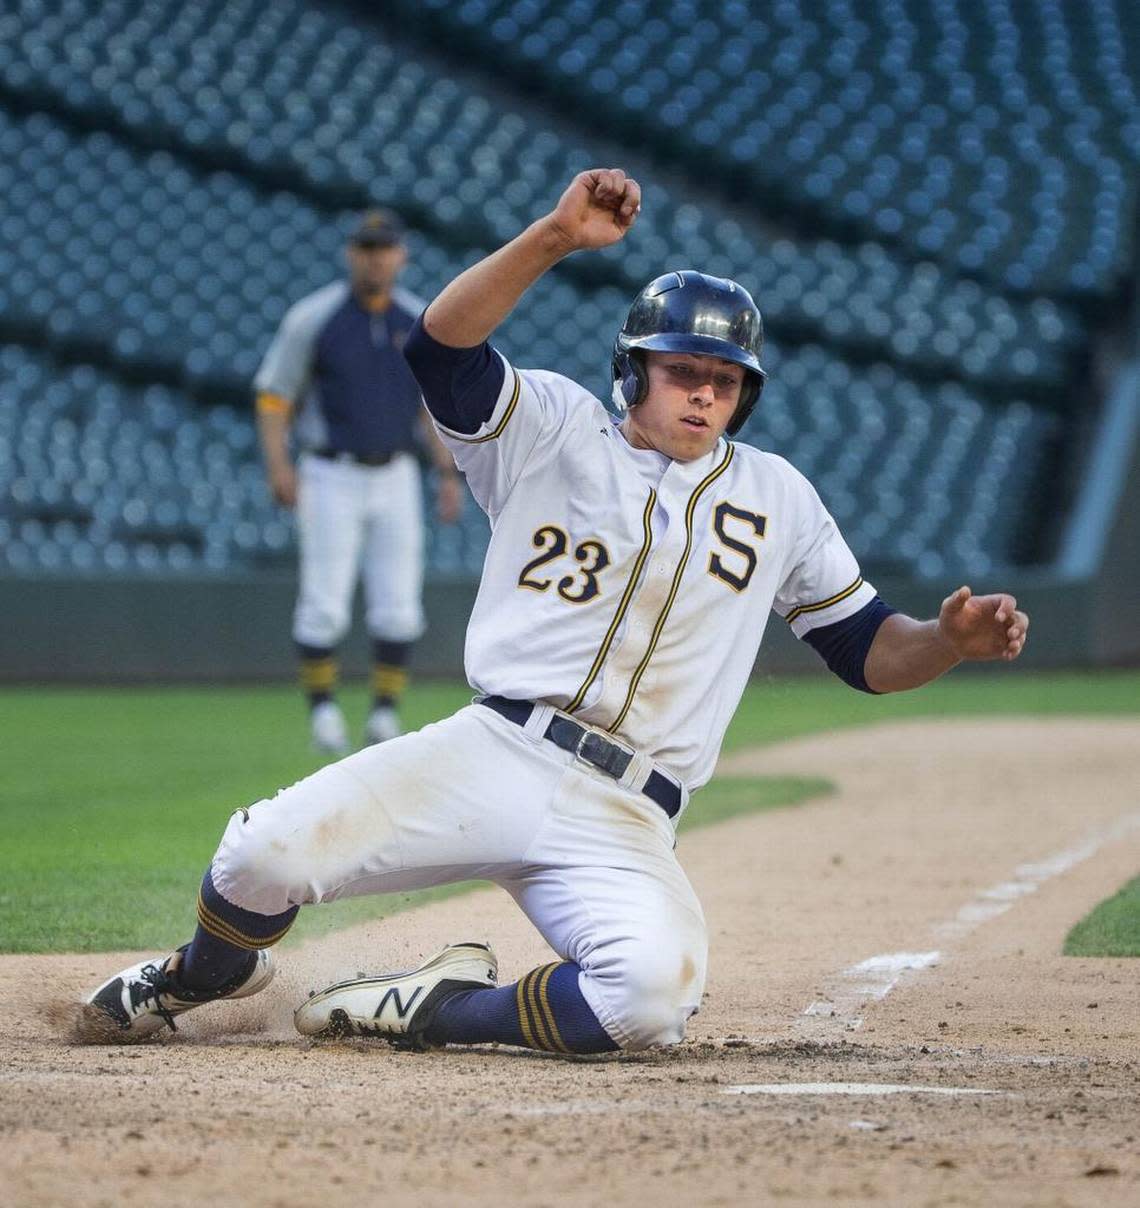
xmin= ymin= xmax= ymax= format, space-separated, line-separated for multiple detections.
xmin=938 ymin=586 xmax=1029 ymax=662
xmin=436 ymin=474 xmax=463 ymax=524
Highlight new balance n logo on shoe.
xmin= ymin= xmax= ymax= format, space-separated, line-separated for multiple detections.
xmin=293 ymin=942 xmax=499 ymax=1045
xmin=375 ymin=984 xmax=423 ymax=1020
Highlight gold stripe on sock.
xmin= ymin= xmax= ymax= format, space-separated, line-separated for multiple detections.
xmin=523 ymin=968 xmax=555 ymax=1052
xmin=300 ymin=657 xmax=338 ymax=693
xmin=516 ymin=976 xmax=540 ymax=1049
xmin=196 ymin=901 xmax=266 ymax=951
xmin=371 ymin=665 xmax=407 ymax=700
xmin=195 ymin=905 xmax=262 ymax=952
xmin=535 ymin=962 xmax=570 ymax=1054
xmin=196 ymin=895 xmax=295 ymax=951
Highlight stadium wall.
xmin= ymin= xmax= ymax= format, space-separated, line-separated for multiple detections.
xmin=0 ymin=569 xmax=1131 ymax=683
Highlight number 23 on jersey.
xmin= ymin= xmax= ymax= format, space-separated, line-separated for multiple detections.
xmin=518 ymin=526 xmax=611 ymax=603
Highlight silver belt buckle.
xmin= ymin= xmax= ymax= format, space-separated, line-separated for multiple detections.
xmin=575 ymin=726 xmax=633 ymax=780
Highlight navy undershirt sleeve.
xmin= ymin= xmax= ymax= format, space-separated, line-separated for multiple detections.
xmin=802 ymin=595 xmax=898 ymax=693
xmin=403 ymin=314 xmax=506 ymax=435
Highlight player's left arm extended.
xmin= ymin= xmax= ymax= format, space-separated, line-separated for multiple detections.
xmin=863 ymin=585 xmax=1029 ymax=693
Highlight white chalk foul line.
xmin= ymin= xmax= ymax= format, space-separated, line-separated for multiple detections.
xmin=934 ymin=810 xmax=1140 ymax=944
xmin=799 ymin=810 xmax=1140 ymax=1034
xmin=723 ymin=1082 xmax=1000 ymax=1097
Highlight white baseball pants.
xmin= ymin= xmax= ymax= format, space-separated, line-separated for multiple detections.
xmin=292 ymin=451 xmax=426 ymax=647
xmin=209 ymin=703 xmax=707 ymax=1050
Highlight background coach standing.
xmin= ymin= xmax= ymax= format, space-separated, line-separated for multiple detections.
xmin=254 ymin=210 xmax=461 ymax=754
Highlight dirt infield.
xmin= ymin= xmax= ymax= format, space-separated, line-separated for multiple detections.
xmin=3 ymin=718 xmax=1138 ymax=1207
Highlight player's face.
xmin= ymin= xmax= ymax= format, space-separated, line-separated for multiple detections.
xmin=346 ymin=242 xmax=407 ymax=298
xmin=623 ymin=351 xmax=745 ymax=460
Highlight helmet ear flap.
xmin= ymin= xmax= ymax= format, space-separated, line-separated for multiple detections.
xmin=726 ymin=368 xmax=766 ymax=437
xmin=611 ymin=347 xmax=648 ymax=414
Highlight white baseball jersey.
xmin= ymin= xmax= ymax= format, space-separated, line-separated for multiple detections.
xmin=434 ymin=353 xmax=877 ymax=790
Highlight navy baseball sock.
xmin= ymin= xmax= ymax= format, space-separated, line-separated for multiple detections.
xmin=179 ymin=868 xmax=298 ymax=992
xmin=423 ymin=961 xmax=618 ymax=1053
xmin=297 ymin=642 xmax=337 ymax=707
xmin=371 ymin=638 xmax=411 ymax=708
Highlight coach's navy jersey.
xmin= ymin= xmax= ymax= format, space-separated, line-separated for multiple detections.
xmin=255 ymin=281 xmax=425 ymax=457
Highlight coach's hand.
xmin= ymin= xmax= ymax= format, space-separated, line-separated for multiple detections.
xmin=268 ymin=462 xmax=298 ymax=508
xmin=938 ymin=586 xmax=1029 ymax=661
xmin=546 ymin=169 xmax=641 ymax=253
xmin=436 ymin=473 xmax=462 ymax=524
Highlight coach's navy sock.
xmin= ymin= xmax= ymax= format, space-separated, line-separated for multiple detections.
xmin=297 ymin=642 xmax=337 ymax=707
xmin=423 ymin=961 xmax=618 ymax=1054
xmin=371 ymin=638 xmax=411 ymax=708
xmin=178 ymin=868 xmax=298 ymax=992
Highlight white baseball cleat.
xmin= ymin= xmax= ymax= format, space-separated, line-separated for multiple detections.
xmin=294 ymin=941 xmax=498 ymax=1049
xmin=363 ymin=704 xmax=402 ymax=746
xmin=81 ymin=946 xmax=275 ymax=1041
xmin=310 ymin=700 xmax=350 ymax=755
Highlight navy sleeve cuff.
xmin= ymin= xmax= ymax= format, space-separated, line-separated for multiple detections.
xmin=403 ymin=316 xmax=506 ymax=435
xmin=802 ymin=595 xmax=898 ymax=693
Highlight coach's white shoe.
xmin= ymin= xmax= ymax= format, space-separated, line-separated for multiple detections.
xmin=363 ymin=704 xmax=402 ymax=745
xmin=294 ymin=942 xmax=497 ymax=1049
xmin=81 ymin=946 xmax=275 ymax=1041
xmin=310 ymin=700 xmax=350 ymax=755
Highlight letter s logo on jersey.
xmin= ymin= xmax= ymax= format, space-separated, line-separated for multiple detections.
xmin=708 ymin=502 xmax=767 ymax=593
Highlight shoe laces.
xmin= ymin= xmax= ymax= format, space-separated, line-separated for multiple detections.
xmin=130 ymin=961 xmax=181 ymax=1032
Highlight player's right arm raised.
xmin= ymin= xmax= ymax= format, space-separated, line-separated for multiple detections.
xmin=422 ymin=169 xmax=641 ymax=348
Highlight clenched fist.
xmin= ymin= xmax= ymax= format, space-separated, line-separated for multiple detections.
xmin=545 ymin=168 xmax=642 ymax=253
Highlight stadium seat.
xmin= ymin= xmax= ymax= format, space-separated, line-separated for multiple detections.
xmin=0 ymin=331 xmax=1057 ymax=579
xmin=381 ymin=0 xmax=1139 ymax=299
xmin=0 ymin=1 xmax=1087 ymax=394
xmin=0 ymin=0 xmax=1099 ymax=587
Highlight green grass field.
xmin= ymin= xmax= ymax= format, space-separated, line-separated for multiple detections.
xmin=1064 ymin=875 xmax=1140 ymax=958
xmin=1 ymin=670 xmax=1137 ymax=954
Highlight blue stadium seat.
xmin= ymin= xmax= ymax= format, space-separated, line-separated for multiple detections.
xmin=0 ymin=0 xmax=1099 ymax=586
xmin=0 ymin=0 xmax=1087 ymax=392
xmin=0 ymin=332 xmax=1058 ymax=579
xmin=382 ymin=0 xmax=1139 ymax=299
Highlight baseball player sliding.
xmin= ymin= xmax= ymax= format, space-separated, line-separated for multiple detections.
xmin=84 ymin=170 xmax=1029 ymax=1055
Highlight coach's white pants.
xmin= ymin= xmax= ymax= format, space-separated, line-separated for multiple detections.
xmin=209 ymin=704 xmax=707 ymax=1050
xmin=292 ymin=451 xmax=425 ymax=647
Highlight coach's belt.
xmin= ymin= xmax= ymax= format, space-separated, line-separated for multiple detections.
xmin=311 ymin=448 xmax=398 ymax=467
xmin=477 ymin=695 xmax=682 ymax=819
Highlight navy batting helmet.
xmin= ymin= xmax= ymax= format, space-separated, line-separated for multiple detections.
xmin=611 ymin=270 xmax=767 ymax=437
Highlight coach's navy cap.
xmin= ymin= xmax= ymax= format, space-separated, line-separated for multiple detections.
xmin=349 ymin=209 xmax=405 ymax=247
